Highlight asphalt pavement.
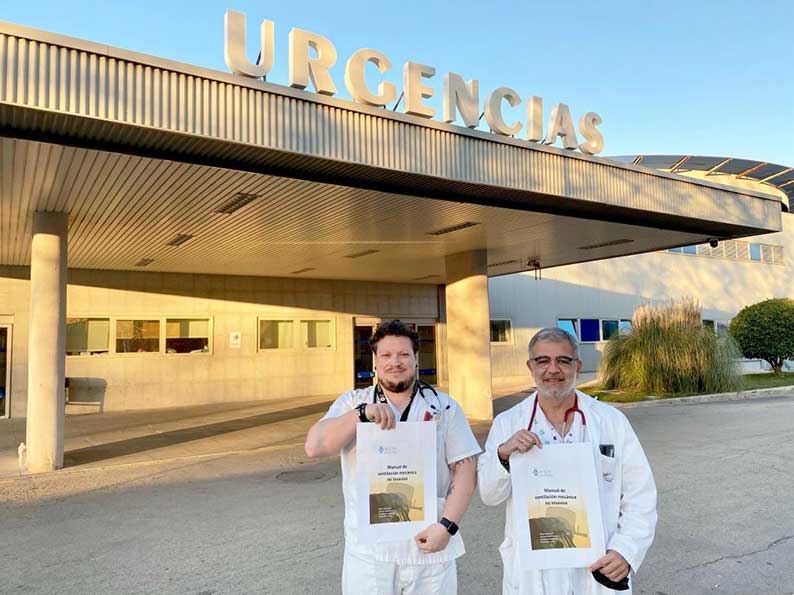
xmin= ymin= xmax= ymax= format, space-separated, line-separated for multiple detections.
xmin=2 ymin=394 xmax=793 ymax=595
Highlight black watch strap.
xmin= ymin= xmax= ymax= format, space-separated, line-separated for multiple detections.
xmin=356 ymin=403 xmax=369 ymax=423
xmin=439 ymin=517 xmax=459 ymax=535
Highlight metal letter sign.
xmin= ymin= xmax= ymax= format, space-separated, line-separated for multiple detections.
xmin=223 ymin=10 xmax=604 ymax=154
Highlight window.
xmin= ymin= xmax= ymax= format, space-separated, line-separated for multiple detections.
xmin=580 ymin=319 xmax=600 ymax=342
xmin=259 ymin=320 xmax=294 ymax=350
xmin=116 ymin=319 xmax=160 ymax=353
xmin=557 ymin=319 xmax=578 ymax=339
xmin=66 ymin=318 xmax=110 ymax=356
xmin=703 ymin=319 xmax=715 ymax=332
xmin=301 ymin=319 xmax=333 ymax=348
xmin=666 ymin=240 xmax=783 ymax=265
xmin=490 ymin=319 xmax=512 ymax=343
xmin=559 ymin=317 xmax=632 ymax=342
xmin=601 ymin=320 xmax=619 ymax=341
xmin=166 ymin=318 xmax=210 ymax=353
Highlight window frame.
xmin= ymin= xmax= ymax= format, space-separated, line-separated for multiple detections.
xmin=257 ymin=316 xmax=338 ymax=352
xmin=299 ymin=318 xmax=336 ymax=350
xmin=65 ymin=317 xmax=111 ymax=357
xmin=257 ymin=318 xmax=298 ymax=352
xmin=164 ymin=317 xmax=213 ymax=355
xmin=489 ymin=318 xmax=514 ymax=345
xmin=65 ymin=315 xmax=213 ymax=357
xmin=557 ymin=317 xmax=633 ymax=344
xmin=601 ymin=319 xmax=620 ymax=342
xmin=579 ymin=318 xmax=601 ymax=343
xmin=113 ymin=317 xmax=163 ymax=355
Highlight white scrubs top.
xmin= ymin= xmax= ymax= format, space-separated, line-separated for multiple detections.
xmin=323 ymin=385 xmax=482 ymax=565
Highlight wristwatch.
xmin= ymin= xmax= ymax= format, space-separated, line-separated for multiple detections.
xmin=439 ymin=517 xmax=459 ymax=536
xmin=356 ymin=402 xmax=370 ymax=423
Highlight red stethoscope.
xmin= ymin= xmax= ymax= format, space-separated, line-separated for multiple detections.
xmin=527 ymin=393 xmax=587 ymax=432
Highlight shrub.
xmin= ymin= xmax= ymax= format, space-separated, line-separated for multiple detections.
xmin=729 ymin=298 xmax=794 ymax=376
xmin=600 ymin=298 xmax=741 ymax=394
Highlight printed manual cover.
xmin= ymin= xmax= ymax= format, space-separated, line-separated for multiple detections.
xmin=527 ymin=480 xmax=592 ymax=550
xmin=356 ymin=422 xmax=437 ymax=543
xmin=511 ymin=443 xmax=605 ymax=570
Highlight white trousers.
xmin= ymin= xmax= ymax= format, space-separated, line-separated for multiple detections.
xmin=342 ymin=551 xmax=457 ymax=595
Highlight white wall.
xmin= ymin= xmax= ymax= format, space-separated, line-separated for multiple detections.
xmin=0 ymin=267 xmax=439 ymax=416
xmin=490 ymin=213 xmax=794 ymax=382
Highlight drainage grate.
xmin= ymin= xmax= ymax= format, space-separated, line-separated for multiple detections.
xmin=276 ymin=469 xmax=335 ymax=483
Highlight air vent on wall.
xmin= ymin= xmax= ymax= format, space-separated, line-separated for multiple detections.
xmin=577 ymin=238 xmax=634 ymax=250
xmin=135 ymin=258 xmax=155 ymax=267
xmin=290 ymin=267 xmax=316 ymax=275
xmin=488 ymin=259 xmax=520 ymax=268
xmin=344 ymin=249 xmax=380 ymax=259
xmin=166 ymin=233 xmax=194 ymax=247
xmin=426 ymin=221 xmax=480 ymax=236
xmin=215 ymin=192 xmax=260 ymax=214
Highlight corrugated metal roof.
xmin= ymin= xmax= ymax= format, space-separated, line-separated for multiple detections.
xmin=0 ymin=137 xmax=723 ymax=281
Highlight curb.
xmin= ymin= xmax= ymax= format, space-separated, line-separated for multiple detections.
xmin=0 ymin=441 xmax=306 ymax=485
xmin=614 ymin=386 xmax=794 ymax=409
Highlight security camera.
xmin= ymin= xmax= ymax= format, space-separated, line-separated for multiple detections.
xmin=708 ymin=238 xmax=719 ymax=248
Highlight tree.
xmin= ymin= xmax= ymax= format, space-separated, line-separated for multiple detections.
xmin=729 ymin=298 xmax=794 ymax=377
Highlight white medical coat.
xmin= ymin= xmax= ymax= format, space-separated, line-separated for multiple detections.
xmin=478 ymin=390 xmax=657 ymax=594
xmin=323 ymin=385 xmax=482 ymax=565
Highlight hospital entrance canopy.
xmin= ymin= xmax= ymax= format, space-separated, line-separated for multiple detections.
xmin=0 ymin=18 xmax=782 ymax=281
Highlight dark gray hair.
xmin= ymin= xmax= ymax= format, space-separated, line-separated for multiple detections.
xmin=528 ymin=327 xmax=580 ymax=360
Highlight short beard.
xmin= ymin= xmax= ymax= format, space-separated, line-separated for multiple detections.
xmin=537 ymin=374 xmax=577 ymax=401
xmin=380 ymin=372 xmax=416 ymax=394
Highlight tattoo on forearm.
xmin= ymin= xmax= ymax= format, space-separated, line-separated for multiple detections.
xmin=449 ymin=455 xmax=477 ymax=472
xmin=446 ymin=456 xmax=476 ymax=496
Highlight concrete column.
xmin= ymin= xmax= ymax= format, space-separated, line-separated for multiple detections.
xmin=445 ymin=250 xmax=493 ymax=420
xmin=25 ymin=212 xmax=68 ymax=472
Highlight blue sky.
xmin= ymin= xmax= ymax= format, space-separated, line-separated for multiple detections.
xmin=3 ymin=0 xmax=793 ymax=164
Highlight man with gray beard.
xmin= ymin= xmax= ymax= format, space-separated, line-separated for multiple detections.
xmin=478 ymin=328 xmax=657 ymax=594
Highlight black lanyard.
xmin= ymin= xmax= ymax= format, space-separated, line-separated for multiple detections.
xmin=374 ymin=381 xmax=420 ymax=422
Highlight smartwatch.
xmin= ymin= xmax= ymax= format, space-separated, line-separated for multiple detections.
xmin=356 ymin=402 xmax=370 ymax=423
xmin=439 ymin=517 xmax=459 ymax=536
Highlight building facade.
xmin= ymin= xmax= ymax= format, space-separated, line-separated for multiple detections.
xmin=489 ymin=160 xmax=793 ymax=387
xmin=0 ymin=17 xmax=783 ymax=472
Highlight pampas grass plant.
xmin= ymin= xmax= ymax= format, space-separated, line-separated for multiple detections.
xmin=599 ymin=298 xmax=741 ymax=395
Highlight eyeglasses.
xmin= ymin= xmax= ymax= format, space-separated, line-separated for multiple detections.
xmin=530 ymin=356 xmax=576 ymax=368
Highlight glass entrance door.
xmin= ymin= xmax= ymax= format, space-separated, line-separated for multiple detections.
xmin=416 ymin=325 xmax=438 ymax=385
xmin=354 ymin=324 xmax=376 ymax=389
xmin=0 ymin=326 xmax=10 ymax=418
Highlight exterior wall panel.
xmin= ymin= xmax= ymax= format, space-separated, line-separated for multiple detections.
xmin=0 ymin=266 xmax=439 ymax=416
xmin=490 ymin=215 xmax=794 ymax=384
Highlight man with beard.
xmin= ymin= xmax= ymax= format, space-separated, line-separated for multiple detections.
xmin=478 ymin=327 xmax=657 ymax=594
xmin=305 ymin=320 xmax=481 ymax=594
